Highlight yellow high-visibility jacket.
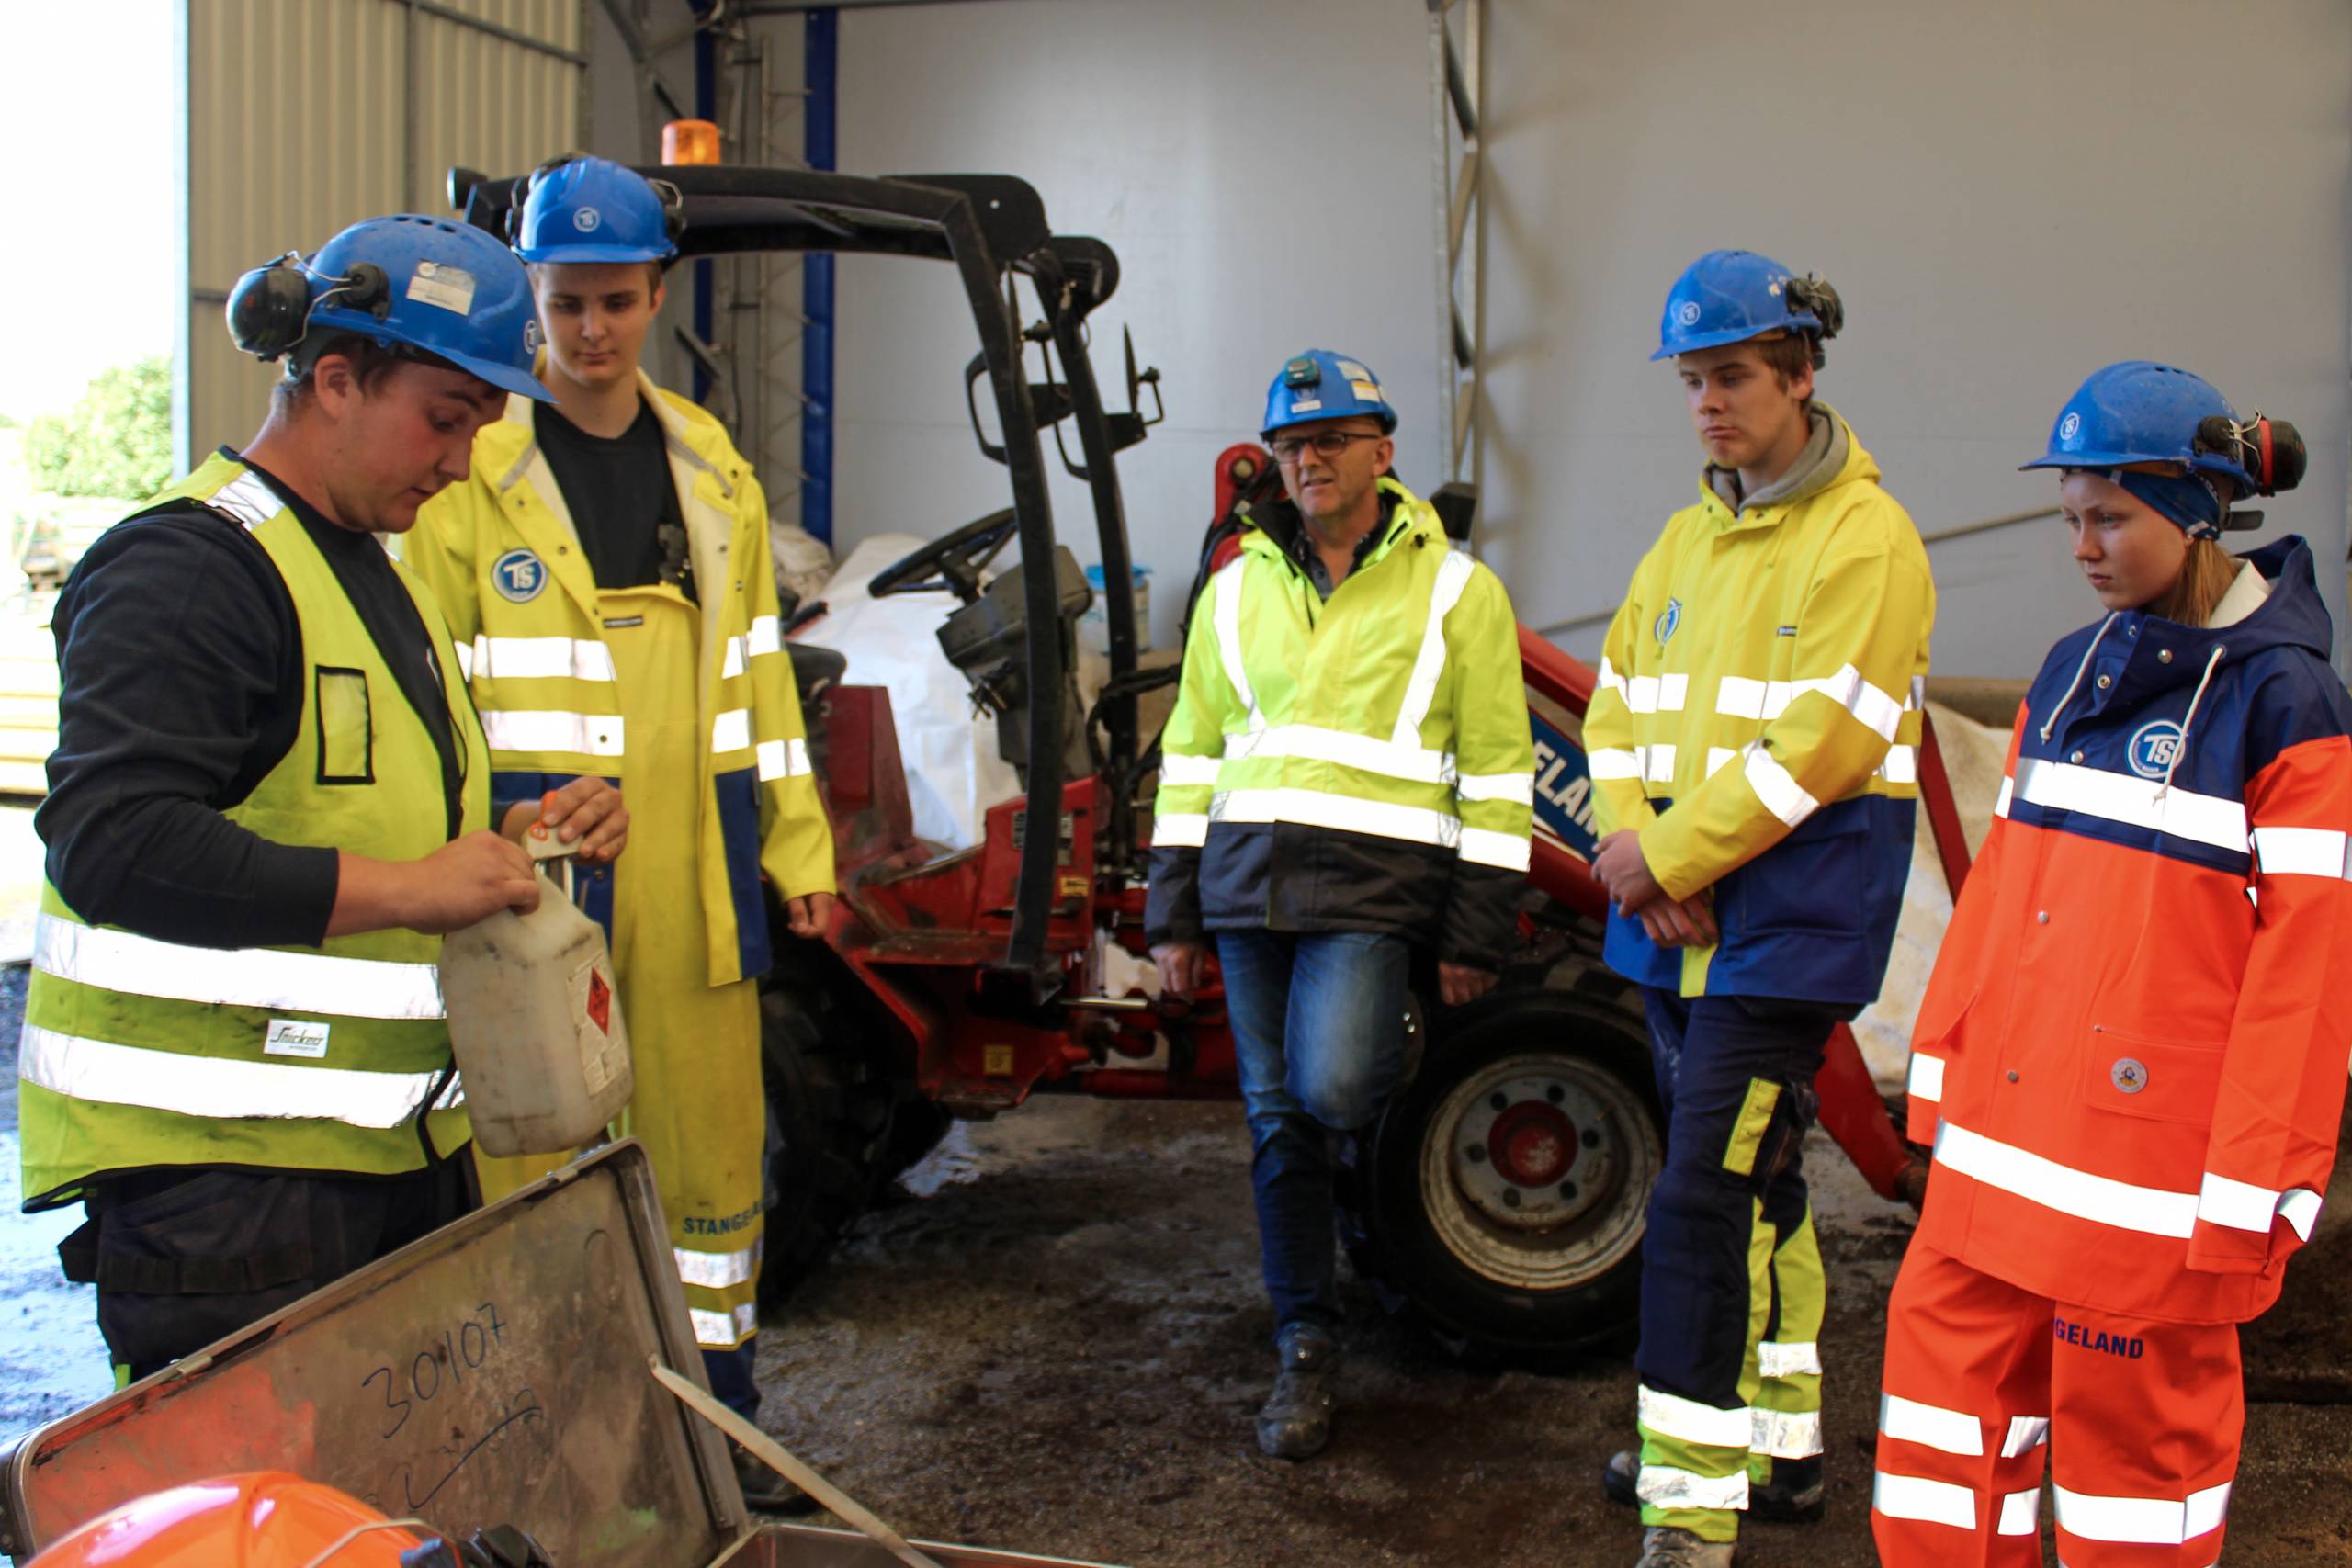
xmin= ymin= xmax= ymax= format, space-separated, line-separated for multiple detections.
xmin=408 ymin=375 xmax=833 ymax=985
xmin=1143 ymin=479 xmax=1534 ymax=968
xmin=1588 ymin=412 xmax=1934 ymax=1003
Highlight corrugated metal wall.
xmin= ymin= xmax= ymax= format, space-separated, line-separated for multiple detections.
xmin=180 ymin=0 xmax=585 ymax=466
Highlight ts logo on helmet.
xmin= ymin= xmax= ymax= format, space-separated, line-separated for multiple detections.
xmin=572 ymin=206 xmax=602 ymax=233
xmin=1676 ymin=301 xmax=1702 ymax=327
xmin=492 ymin=547 xmax=549 ymax=604
xmin=2059 ymin=412 xmax=2082 ymax=443
xmin=2126 ymin=718 xmax=2184 ymax=780
xmin=1654 ymin=597 xmax=1682 ymax=646
xmin=523 ymin=318 xmax=543 ymax=355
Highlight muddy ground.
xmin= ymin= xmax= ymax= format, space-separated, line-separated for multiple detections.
xmin=750 ymin=1097 xmax=2352 ymax=1568
xmin=6 ymin=994 xmax=2351 ymax=1565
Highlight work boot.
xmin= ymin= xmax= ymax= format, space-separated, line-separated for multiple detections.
xmin=1255 ymin=1322 xmax=1339 ymax=1460
xmin=731 ymin=1441 xmax=821 ymax=1515
xmin=1604 ymin=1450 xmax=1824 ymax=1523
xmin=1636 ymin=1527 xmax=1735 ymax=1567
xmin=1750 ymin=1454 xmax=1825 ymax=1522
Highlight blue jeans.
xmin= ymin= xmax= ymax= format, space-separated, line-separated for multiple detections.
xmin=1216 ymin=929 xmax=1413 ymax=1339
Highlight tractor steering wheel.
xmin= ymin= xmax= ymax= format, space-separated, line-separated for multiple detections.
xmin=867 ymin=507 xmax=1019 ymax=605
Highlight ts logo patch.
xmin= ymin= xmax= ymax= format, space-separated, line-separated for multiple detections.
xmin=572 ymin=205 xmax=602 ymax=233
xmin=1676 ymin=300 xmax=1702 ymax=327
xmin=2126 ymin=718 xmax=2185 ymax=780
xmin=523 ymin=318 xmax=542 ymax=355
xmin=2059 ymin=411 xmax=2082 ymax=443
xmin=1654 ymin=597 xmax=1682 ymax=647
xmin=492 ymin=547 xmax=549 ymax=604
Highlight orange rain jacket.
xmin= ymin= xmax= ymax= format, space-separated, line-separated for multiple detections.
xmin=1905 ymin=536 xmax=2352 ymax=1324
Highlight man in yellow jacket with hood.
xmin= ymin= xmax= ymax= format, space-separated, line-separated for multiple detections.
xmin=1587 ymin=251 xmax=1934 ymax=1568
xmin=409 ymin=157 xmax=835 ymax=1510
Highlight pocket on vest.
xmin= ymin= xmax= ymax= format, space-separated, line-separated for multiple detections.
xmin=315 ymin=667 xmax=374 ymax=784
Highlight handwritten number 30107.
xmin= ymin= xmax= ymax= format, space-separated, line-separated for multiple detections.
xmin=364 ymin=1302 xmax=509 ymax=1439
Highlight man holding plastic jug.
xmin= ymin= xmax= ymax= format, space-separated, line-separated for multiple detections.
xmin=410 ymin=157 xmax=835 ymax=1510
xmin=19 ymin=215 xmax=626 ymax=1388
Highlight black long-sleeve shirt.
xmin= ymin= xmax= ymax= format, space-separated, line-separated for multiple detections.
xmin=37 ymin=453 xmax=464 ymax=951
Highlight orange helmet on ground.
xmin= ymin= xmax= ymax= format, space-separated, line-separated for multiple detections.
xmin=28 ymin=1472 xmax=427 ymax=1568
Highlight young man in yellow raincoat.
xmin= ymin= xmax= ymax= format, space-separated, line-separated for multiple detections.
xmin=409 ymin=157 xmax=836 ymax=1509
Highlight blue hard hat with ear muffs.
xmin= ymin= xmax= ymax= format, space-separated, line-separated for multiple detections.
xmin=225 ymin=214 xmax=554 ymax=402
xmin=2022 ymin=360 xmax=2306 ymax=533
xmin=508 ymin=154 xmax=684 ymax=265
xmin=1652 ymin=249 xmax=1843 ymax=368
xmin=1261 ymin=348 xmax=1397 ymax=440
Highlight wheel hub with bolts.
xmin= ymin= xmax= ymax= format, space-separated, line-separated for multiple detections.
xmin=1453 ymin=1072 xmax=1611 ymax=1229
xmin=1418 ymin=1049 xmax=1658 ymax=1292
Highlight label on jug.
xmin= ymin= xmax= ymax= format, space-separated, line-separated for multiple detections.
xmin=571 ymin=953 xmax=627 ymax=1096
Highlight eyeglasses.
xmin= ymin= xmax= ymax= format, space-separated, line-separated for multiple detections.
xmin=1270 ymin=430 xmax=1382 ymax=465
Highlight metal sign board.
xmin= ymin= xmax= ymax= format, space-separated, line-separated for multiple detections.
xmin=3 ymin=1143 xmax=739 ymax=1566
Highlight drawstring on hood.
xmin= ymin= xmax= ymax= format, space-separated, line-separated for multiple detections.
xmin=2157 ymin=645 xmax=2226 ymax=800
xmin=2040 ymin=614 xmax=2119 ymax=741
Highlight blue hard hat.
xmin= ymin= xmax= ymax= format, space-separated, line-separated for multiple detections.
xmin=228 ymin=215 xmax=551 ymax=402
xmin=1261 ymin=349 xmax=1397 ymax=439
xmin=2020 ymin=360 xmax=2256 ymax=489
xmin=512 ymin=156 xmax=680 ymax=264
xmin=1652 ymin=249 xmax=1839 ymax=363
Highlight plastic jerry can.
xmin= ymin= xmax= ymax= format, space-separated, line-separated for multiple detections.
xmin=438 ymin=830 xmax=633 ymax=1156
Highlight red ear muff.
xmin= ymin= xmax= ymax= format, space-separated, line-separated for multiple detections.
xmin=2256 ymin=415 xmax=2307 ymax=495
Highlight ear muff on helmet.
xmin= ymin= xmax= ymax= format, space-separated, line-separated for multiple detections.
xmin=1782 ymin=275 xmax=1843 ymax=370
xmin=225 ymin=254 xmax=391 ymax=364
xmin=2196 ymin=412 xmax=2307 ymax=497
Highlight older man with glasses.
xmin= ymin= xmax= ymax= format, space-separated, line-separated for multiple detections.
xmin=1145 ymin=349 xmax=1535 ymax=1460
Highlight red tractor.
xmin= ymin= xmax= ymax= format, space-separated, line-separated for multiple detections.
xmin=455 ymin=162 xmax=1968 ymax=1363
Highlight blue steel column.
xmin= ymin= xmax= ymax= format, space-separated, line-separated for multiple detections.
xmin=801 ymin=8 xmax=838 ymax=546
xmin=691 ymin=2 xmax=718 ymax=406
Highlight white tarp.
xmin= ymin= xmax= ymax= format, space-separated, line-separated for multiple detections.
xmin=796 ymin=535 xmax=1019 ymax=849
xmin=1850 ymin=703 xmax=2010 ymax=1089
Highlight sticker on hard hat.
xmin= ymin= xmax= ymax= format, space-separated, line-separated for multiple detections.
xmin=1290 ymin=396 xmax=1323 ymax=415
xmin=524 ymin=318 xmax=543 ymax=355
xmin=1676 ymin=301 xmax=1702 ymax=327
xmin=1350 ymin=380 xmax=1382 ymax=402
xmin=492 ymin=547 xmax=549 ymax=603
xmin=2126 ymin=719 xmax=2184 ymax=780
xmin=406 ymin=260 xmax=477 ymax=316
xmin=1335 ymin=359 xmax=1373 ymax=382
xmin=1654 ymin=597 xmax=1682 ymax=646
xmin=2060 ymin=412 xmax=2082 ymax=442
xmin=573 ymin=206 xmax=603 ymax=233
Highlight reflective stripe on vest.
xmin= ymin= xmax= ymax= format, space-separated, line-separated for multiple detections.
xmin=34 ymin=914 xmax=445 ymax=1021
xmin=20 ymin=1024 xmax=458 ymax=1128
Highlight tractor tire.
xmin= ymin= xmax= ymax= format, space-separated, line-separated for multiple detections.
xmin=1338 ymin=981 xmax=1662 ymax=1367
xmin=758 ymin=973 xmax=900 ymax=1305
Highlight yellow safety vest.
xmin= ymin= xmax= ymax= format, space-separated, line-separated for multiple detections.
xmin=20 ymin=455 xmax=490 ymax=1208
xmin=407 ymin=373 xmax=833 ymax=985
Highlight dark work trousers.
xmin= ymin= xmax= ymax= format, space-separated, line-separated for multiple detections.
xmin=1637 ymin=990 xmax=1844 ymax=1410
xmin=704 ymin=1342 xmax=761 ymax=1421
xmin=61 ymin=1155 xmax=478 ymax=1382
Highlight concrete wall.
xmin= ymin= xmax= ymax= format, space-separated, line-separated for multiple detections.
xmin=1480 ymin=0 xmax=2352 ymax=676
xmin=825 ymin=0 xmax=2349 ymax=673
xmin=831 ymin=0 xmax=1440 ymax=651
